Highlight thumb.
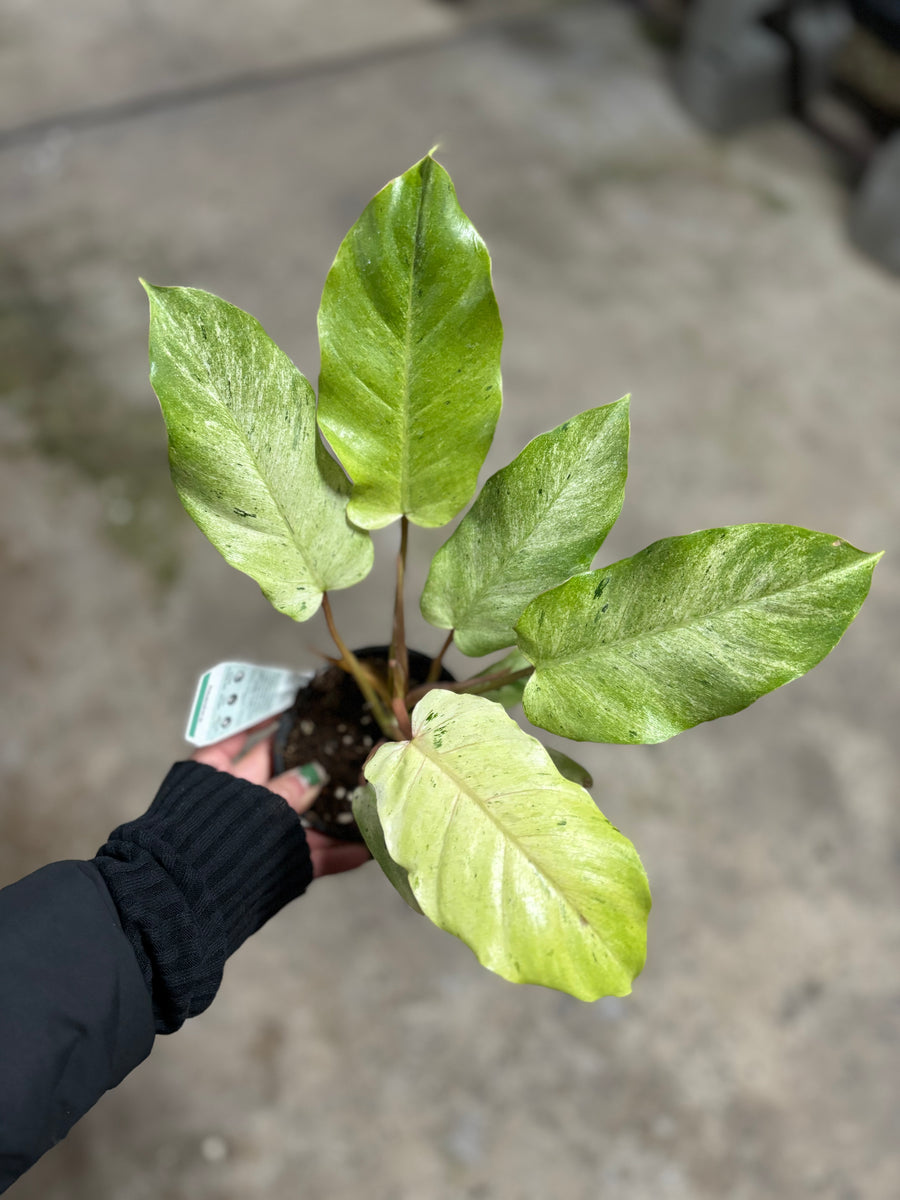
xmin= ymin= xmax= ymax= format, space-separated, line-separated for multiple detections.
xmin=267 ymin=762 xmax=329 ymax=816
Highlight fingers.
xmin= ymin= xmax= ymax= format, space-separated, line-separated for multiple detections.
xmin=265 ymin=765 xmax=372 ymax=878
xmin=192 ymin=720 xmax=328 ymax=817
xmin=193 ymin=725 xmax=371 ymax=880
xmin=228 ymin=736 xmax=275 ymax=785
xmin=190 ymin=717 xmax=279 ymax=774
xmin=191 ymin=729 xmax=252 ymax=771
xmin=266 ymin=763 xmax=329 ymax=815
xmin=193 ymin=734 xmax=274 ymax=782
xmin=305 ymin=830 xmax=372 ymax=878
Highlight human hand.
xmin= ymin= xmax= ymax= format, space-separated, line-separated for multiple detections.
xmin=191 ymin=725 xmax=370 ymax=878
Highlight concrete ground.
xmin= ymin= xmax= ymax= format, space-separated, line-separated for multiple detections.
xmin=2 ymin=1 xmax=899 ymax=1197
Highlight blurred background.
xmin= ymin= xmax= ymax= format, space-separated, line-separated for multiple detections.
xmin=1 ymin=1 xmax=899 ymax=1197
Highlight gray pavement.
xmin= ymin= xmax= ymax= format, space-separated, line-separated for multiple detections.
xmin=1 ymin=2 xmax=899 ymax=1197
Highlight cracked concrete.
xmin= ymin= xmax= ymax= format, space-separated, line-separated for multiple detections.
xmin=1 ymin=2 xmax=898 ymax=1197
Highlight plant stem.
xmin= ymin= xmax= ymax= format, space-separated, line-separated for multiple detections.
xmin=406 ymin=665 xmax=533 ymax=707
xmin=426 ymin=629 xmax=454 ymax=683
xmin=389 ymin=516 xmax=410 ymax=704
xmin=321 ymin=593 xmax=399 ymax=738
xmin=391 ymin=695 xmax=413 ymax=740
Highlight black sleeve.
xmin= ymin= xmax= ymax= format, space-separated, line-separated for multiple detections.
xmin=0 ymin=861 xmax=155 ymax=1193
xmin=0 ymin=761 xmax=313 ymax=1194
xmin=93 ymin=761 xmax=313 ymax=1034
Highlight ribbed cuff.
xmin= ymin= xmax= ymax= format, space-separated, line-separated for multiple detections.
xmin=93 ymin=761 xmax=312 ymax=1034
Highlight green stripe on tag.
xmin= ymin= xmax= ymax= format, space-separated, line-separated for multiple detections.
xmin=189 ymin=672 xmax=211 ymax=738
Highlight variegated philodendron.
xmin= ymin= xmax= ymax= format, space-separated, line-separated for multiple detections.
xmin=145 ymin=154 xmax=881 ymax=1002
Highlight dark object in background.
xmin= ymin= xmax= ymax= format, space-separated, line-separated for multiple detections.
xmin=850 ymin=0 xmax=900 ymax=50
xmin=848 ymin=130 xmax=900 ymax=272
xmin=843 ymin=1 xmax=900 ymax=271
xmin=632 ymin=0 xmax=900 ymax=274
xmin=840 ymin=3 xmax=900 ymax=122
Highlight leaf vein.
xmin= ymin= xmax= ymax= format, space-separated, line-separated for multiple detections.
xmin=542 ymin=557 xmax=876 ymax=667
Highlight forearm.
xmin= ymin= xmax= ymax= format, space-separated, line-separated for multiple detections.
xmin=94 ymin=761 xmax=313 ymax=1034
xmin=0 ymin=861 xmax=154 ymax=1192
xmin=0 ymin=761 xmax=312 ymax=1192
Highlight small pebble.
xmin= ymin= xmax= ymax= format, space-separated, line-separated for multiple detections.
xmin=341 ymin=734 xmax=354 ymax=746
xmin=200 ymin=1135 xmax=228 ymax=1163
xmin=324 ymin=741 xmax=338 ymax=756
xmin=299 ymin=719 xmax=315 ymax=737
xmin=336 ymin=811 xmax=354 ymax=824
xmin=360 ymin=714 xmax=372 ymax=726
xmin=337 ymin=723 xmax=347 ymax=733
xmin=362 ymin=736 xmax=373 ymax=747
xmin=334 ymin=786 xmax=347 ymax=799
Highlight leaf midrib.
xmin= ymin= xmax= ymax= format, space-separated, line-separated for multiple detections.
xmin=399 ymin=165 xmax=432 ymax=515
xmin=450 ymin=418 xmax=624 ymax=630
xmin=535 ymin=555 xmax=876 ymax=669
xmin=406 ymin=736 xmax=620 ymax=967
xmin=169 ymin=325 xmax=323 ymax=587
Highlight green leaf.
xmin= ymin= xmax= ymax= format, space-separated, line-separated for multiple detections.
xmin=517 ymin=525 xmax=882 ymax=744
xmin=351 ymin=785 xmax=423 ymax=914
xmin=546 ymin=748 xmax=594 ymax=789
xmin=145 ymin=283 xmax=372 ymax=621
xmin=317 ymin=154 xmax=503 ymax=530
xmin=364 ymin=691 xmax=650 ymax=1001
xmin=420 ymin=399 xmax=630 ymax=655
xmin=472 ymin=648 xmax=533 ymax=709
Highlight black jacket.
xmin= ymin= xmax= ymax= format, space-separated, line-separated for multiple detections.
xmin=0 ymin=761 xmax=312 ymax=1193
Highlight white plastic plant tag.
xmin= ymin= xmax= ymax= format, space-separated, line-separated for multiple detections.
xmin=185 ymin=662 xmax=314 ymax=747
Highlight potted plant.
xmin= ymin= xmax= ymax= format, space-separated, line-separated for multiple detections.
xmin=143 ymin=153 xmax=881 ymax=1003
